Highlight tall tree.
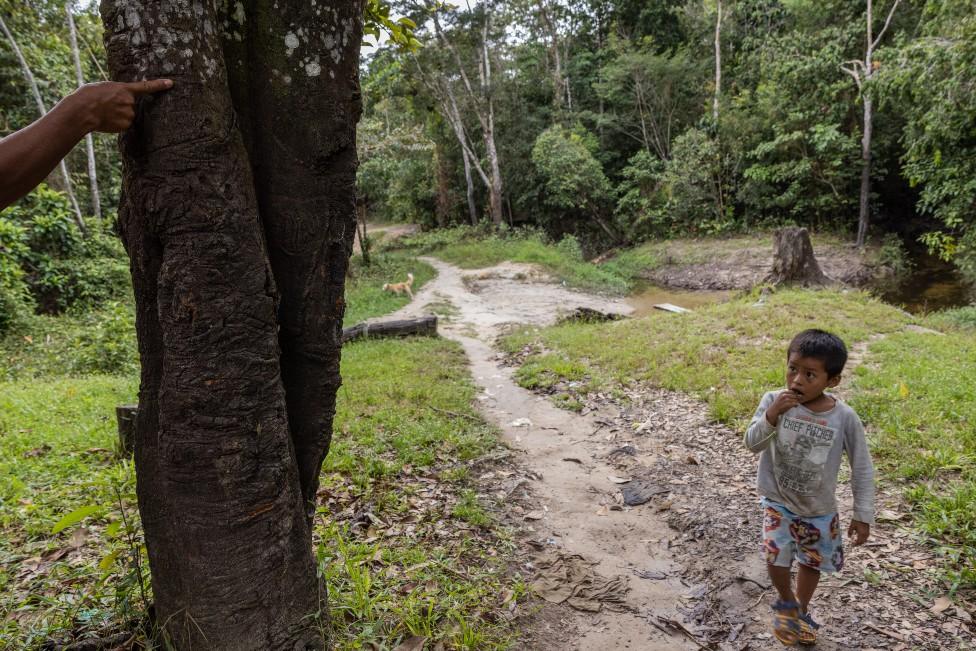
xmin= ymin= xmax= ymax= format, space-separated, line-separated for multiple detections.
xmin=0 ymin=11 xmax=86 ymax=233
xmin=429 ymin=0 xmax=506 ymax=225
xmin=842 ymin=0 xmax=901 ymax=248
xmin=101 ymin=0 xmax=362 ymax=646
xmin=713 ymin=0 xmax=722 ymax=124
xmin=66 ymin=2 xmax=100 ymax=219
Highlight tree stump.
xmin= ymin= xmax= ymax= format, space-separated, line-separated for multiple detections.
xmin=115 ymin=404 xmax=138 ymax=458
xmin=765 ymin=227 xmax=832 ymax=287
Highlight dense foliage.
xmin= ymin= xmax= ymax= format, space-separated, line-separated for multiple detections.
xmin=349 ymin=0 xmax=975 ymax=277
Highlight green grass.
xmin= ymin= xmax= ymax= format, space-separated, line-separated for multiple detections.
xmin=0 ymin=252 xmax=522 ymax=648
xmin=502 ymin=287 xmax=976 ymax=591
xmin=392 ymin=226 xmax=644 ymax=294
xmin=502 ymin=288 xmax=913 ymax=423
xmin=344 ymin=253 xmax=436 ymax=326
xmin=925 ymin=305 xmax=976 ymax=332
xmin=848 ymin=330 xmax=976 ymax=590
xmin=0 ymin=337 xmax=519 ymax=649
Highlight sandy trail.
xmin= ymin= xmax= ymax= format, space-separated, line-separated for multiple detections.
xmin=384 ymin=258 xmax=698 ymax=650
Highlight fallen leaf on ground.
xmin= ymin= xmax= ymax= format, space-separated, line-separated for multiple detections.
xmin=931 ymin=596 xmax=952 ymax=614
xmin=69 ymin=527 xmax=88 ymax=549
xmin=393 ymin=635 xmax=426 ymax=651
xmin=607 ymin=475 xmax=631 ymax=484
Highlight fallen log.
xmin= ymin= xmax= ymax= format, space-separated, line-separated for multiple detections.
xmin=341 ymin=315 xmax=438 ymax=344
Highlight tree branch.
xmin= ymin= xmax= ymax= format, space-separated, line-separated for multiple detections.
xmin=871 ymin=0 xmax=902 ymax=51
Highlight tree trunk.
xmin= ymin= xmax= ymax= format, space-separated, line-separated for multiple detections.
xmin=713 ymin=0 xmax=722 ymax=125
xmin=102 ymin=0 xmax=362 ymax=647
xmin=434 ymin=141 xmax=451 ymax=227
xmin=461 ymin=148 xmax=478 ymax=225
xmin=480 ymin=5 xmax=505 ymax=227
xmin=765 ymin=227 xmax=832 ymax=287
xmin=856 ymin=95 xmax=872 ymax=248
xmin=66 ymin=3 xmax=101 ymax=220
xmin=0 ymin=13 xmax=86 ymax=233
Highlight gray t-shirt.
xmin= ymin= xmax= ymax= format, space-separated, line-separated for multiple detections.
xmin=744 ymin=390 xmax=875 ymax=524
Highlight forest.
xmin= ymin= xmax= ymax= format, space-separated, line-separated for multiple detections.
xmin=1 ymin=0 xmax=974 ymax=649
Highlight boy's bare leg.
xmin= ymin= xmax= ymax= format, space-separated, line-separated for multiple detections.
xmin=767 ymin=564 xmax=798 ymax=608
xmin=796 ymin=564 xmax=821 ymax=613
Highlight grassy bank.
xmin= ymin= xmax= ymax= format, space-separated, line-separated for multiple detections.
xmin=390 ymin=225 xmax=655 ymax=294
xmin=501 ymin=288 xmax=976 ymax=590
xmin=389 ymin=225 xmax=886 ymax=297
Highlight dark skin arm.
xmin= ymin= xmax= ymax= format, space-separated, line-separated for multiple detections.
xmin=0 ymin=79 xmax=173 ymax=211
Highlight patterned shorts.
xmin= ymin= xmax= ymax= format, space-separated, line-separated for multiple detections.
xmin=760 ymin=497 xmax=844 ymax=573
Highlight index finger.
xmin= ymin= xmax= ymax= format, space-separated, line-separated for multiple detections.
xmin=124 ymin=79 xmax=174 ymax=95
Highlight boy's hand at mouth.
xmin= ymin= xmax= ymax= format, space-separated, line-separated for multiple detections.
xmin=765 ymin=390 xmax=801 ymax=426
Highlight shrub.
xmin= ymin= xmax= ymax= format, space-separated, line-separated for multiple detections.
xmin=0 ymin=186 xmax=131 ymax=315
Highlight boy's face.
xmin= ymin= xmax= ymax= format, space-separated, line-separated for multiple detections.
xmin=786 ymin=352 xmax=840 ymax=404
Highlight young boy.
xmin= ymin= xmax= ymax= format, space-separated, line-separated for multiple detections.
xmin=744 ymin=329 xmax=874 ymax=646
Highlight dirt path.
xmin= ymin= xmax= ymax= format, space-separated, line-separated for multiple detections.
xmin=384 ymin=258 xmax=698 ymax=650
xmin=382 ymin=258 xmax=971 ymax=650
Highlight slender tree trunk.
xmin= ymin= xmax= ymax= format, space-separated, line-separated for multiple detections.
xmin=434 ymin=141 xmax=452 ymax=227
xmin=0 ymin=14 xmax=86 ymax=233
xmin=857 ymin=95 xmax=872 ymax=247
xmin=66 ymin=3 xmax=101 ymax=220
xmin=851 ymin=0 xmax=900 ymax=247
xmin=480 ymin=4 xmax=504 ymax=226
xmin=713 ymin=0 xmax=722 ymax=125
xmin=461 ymin=147 xmax=478 ymax=225
xmin=102 ymin=0 xmax=362 ymax=647
xmin=537 ymin=0 xmax=565 ymax=114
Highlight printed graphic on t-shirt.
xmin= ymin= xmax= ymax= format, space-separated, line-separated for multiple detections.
xmin=775 ymin=414 xmax=837 ymax=495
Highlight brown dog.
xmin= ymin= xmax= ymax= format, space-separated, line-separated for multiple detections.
xmin=382 ymin=272 xmax=414 ymax=299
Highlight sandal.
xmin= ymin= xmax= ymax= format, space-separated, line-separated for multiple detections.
xmin=798 ymin=611 xmax=820 ymax=645
xmin=771 ymin=600 xmax=801 ymax=646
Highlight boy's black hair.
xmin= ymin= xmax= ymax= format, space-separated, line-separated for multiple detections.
xmin=788 ymin=329 xmax=848 ymax=377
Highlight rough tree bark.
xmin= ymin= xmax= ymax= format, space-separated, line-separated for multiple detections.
xmin=101 ymin=0 xmax=361 ymax=647
xmin=765 ymin=227 xmax=832 ymax=287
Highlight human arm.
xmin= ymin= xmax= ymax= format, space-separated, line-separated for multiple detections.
xmin=0 ymin=79 xmax=173 ymax=211
xmin=845 ymin=410 xmax=875 ymax=543
xmin=744 ymin=391 xmax=784 ymax=452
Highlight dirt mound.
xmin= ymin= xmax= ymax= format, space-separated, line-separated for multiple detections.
xmin=642 ymin=241 xmax=887 ymax=291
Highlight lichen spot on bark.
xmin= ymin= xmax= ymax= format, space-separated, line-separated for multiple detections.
xmin=285 ymin=32 xmax=299 ymax=56
xmin=305 ymin=61 xmax=321 ymax=77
